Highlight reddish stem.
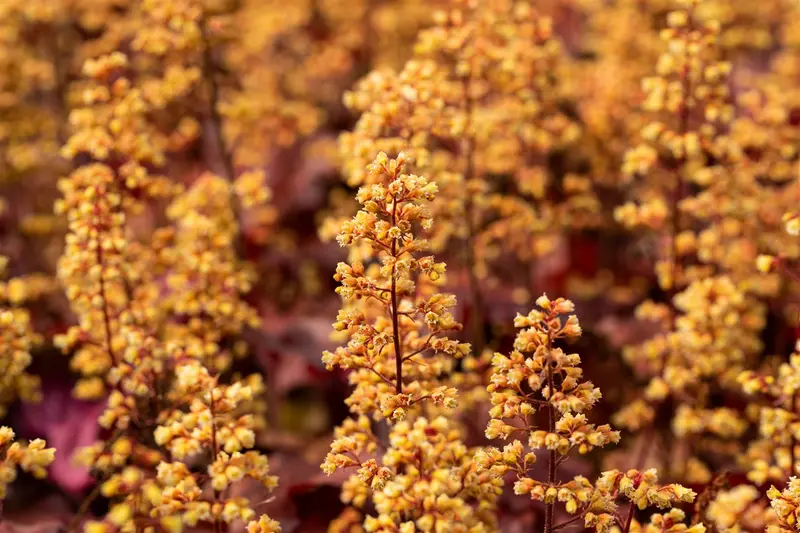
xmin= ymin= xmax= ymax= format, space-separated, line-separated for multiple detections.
xmin=544 ymin=326 xmax=556 ymax=533
xmin=389 ymin=193 xmax=403 ymax=394
xmin=621 ymin=501 xmax=636 ymax=533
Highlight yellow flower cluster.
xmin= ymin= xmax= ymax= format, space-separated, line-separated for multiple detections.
xmin=156 ymin=174 xmax=260 ymax=373
xmin=606 ymin=0 xmax=794 ymax=483
xmin=615 ymin=276 xmax=764 ymax=480
xmin=49 ymin=5 xmax=282 ymax=530
xmin=768 ymin=477 xmax=800 ymax=533
xmin=78 ymin=350 xmax=276 ymax=533
xmin=616 ymin=0 xmax=735 ymax=290
xmin=592 ymin=468 xmax=696 ymax=513
xmin=739 ymin=340 xmax=800 ymax=484
xmin=478 ymin=295 xmax=697 ymax=533
xmin=334 ymin=0 xmax=593 ymax=353
xmin=0 ymin=257 xmax=42 ymax=415
xmin=480 ymin=296 xmax=606 ymax=527
xmin=327 ymin=415 xmax=501 ymax=533
xmin=150 ymin=360 xmax=277 ymax=528
xmin=705 ymin=484 xmax=774 ymax=532
xmin=369 ymin=416 xmax=499 ymax=532
xmin=629 ymin=508 xmax=704 ymax=533
xmin=156 ymin=361 xmax=260 ymax=458
xmin=322 ymin=152 xmax=499 ymax=532
xmin=322 ymin=152 xmax=467 ymax=422
xmin=55 ymin=48 xmax=179 ymax=399
xmin=0 ymin=427 xmax=54 ymax=500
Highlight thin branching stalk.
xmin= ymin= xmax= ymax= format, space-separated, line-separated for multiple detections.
xmin=390 ymin=192 xmax=403 ymax=394
xmin=200 ymin=19 xmax=236 ymax=183
xmin=544 ymin=329 xmax=556 ymax=533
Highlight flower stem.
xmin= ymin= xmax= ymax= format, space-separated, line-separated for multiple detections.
xmin=621 ymin=501 xmax=636 ymax=533
xmin=544 ymin=328 xmax=556 ymax=533
xmin=390 ymin=194 xmax=403 ymax=394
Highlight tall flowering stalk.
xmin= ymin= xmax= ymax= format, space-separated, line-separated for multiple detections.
xmin=322 ymin=151 xmax=466 ymax=420
xmin=0 ymin=257 xmax=42 ymax=415
xmin=52 ymin=2 xmax=282 ymax=528
xmin=615 ymin=0 xmax=731 ymax=293
xmin=740 ymin=341 xmax=800 ymax=484
xmin=153 ymin=359 xmax=278 ymax=533
xmin=744 ymin=154 xmax=800 ymax=487
xmin=610 ymin=0 xmax=772 ymax=482
xmin=477 ymin=295 xmax=698 ymax=533
xmin=0 ymin=256 xmax=54 ymax=508
xmin=56 ymin=50 xmax=179 ymax=399
xmin=321 ymin=151 xmax=499 ymax=532
xmin=335 ymin=0 xmax=589 ymax=354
